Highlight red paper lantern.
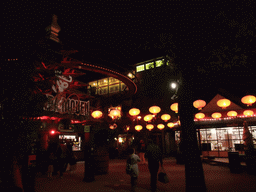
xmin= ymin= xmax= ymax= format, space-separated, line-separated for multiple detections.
xmin=195 ymin=113 xmax=205 ymax=119
xmin=217 ymin=99 xmax=231 ymax=109
xmin=193 ymin=100 xmax=206 ymax=110
xmin=167 ymin=122 xmax=174 ymax=128
xmin=129 ymin=108 xmax=140 ymax=116
xmin=170 ymin=103 xmax=178 ymax=113
xmin=149 ymin=106 xmax=161 ymax=114
xmin=157 ymin=124 xmax=165 ymax=130
xmin=135 ymin=125 xmax=143 ymax=131
xmin=227 ymin=111 xmax=237 ymax=117
xmin=212 ymin=112 xmax=222 ymax=119
xmin=161 ymin=114 xmax=171 ymax=122
xmin=146 ymin=124 xmax=154 ymax=131
xmin=241 ymin=95 xmax=256 ymax=106
xmin=91 ymin=110 xmax=103 ymax=119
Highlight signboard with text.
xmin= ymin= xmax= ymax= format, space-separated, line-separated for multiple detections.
xmin=43 ymin=94 xmax=90 ymax=116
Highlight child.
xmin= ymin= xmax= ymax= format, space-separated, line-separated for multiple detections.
xmin=127 ymin=148 xmax=141 ymax=192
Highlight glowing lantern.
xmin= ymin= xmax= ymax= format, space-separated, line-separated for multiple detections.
xmin=227 ymin=111 xmax=237 ymax=117
xmin=91 ymin=110 xmax=103 ymax=119
xmin=144 ymin=114 xmax=153 ymax=122
xmin=195 ymin=113 xmax=205 ymax=119
xmin=161 ymin=114 xmax=171 ymax=122
xmin=135 ymin=125 xmax=143 ymax=131
xmin=170 ymin=103 xmax=178 ymax=113
xmin=109 ymin=123 xmax=117 ymax=130
xmin=146 ymin=124 xmax=154 ymax=131
xmin=243 ymin=110 xmax=254 ymax=116
xmin=109 ymin=109 xmax=121 ymax=119
xmin=217 ymin=99 xmax=231 ymax=109
xmin=193 ymin=100 xmax=206 ymax=110
xmin=241 ymin=95 xmax=256 ymax=106
xmin=167 ymin=122 xmax=174 ymax=128
xmin=157 ymin=124 xmax=165 ymax=130
xmin=129 ymin=108 xmax=140 ymax=116
xmin=149 ymin=106 xmax=161 ymax=114
xmin=212 ymin=112 xmax=222 ymax=119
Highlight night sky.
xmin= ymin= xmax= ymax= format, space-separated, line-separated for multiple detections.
xmin=3 ymin=1 xmax=256 ymax=102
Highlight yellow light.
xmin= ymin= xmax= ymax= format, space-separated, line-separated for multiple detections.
xmin=243 ymin=110 xmax=254 ymax=116
xmin=193 ymin=100 xmax=206 ymax=110
xmin=195 ymin=113 xmax=205 ymax=119
xmin=146 ymin=124 xmax=154 ymax=131
xmin=149 ymin=106 xmax=161 ymax=114
xmin=137 ymin=116 xmax=141 ymax=120
xmin=129 ymin=108 xmax=140 ymax=116
xmin=241 ymin=95 xmax=256 ymax=106
xmin=109 ymin=109 xmax=121 ymax=118
xmin=144 ymin=114 xmax=153 ymax=122
xmin=217 ymin=99 xmax=231 ymax=109
xmin=128 ymin=73 xmax=133 ymax=78
xmin=227 ymin=111 xmax=237 ymax=117
xmin=170 ymin=103 xmax=178 ymax=113
xmin=212 ymin=112 xmax=222 ymax=119
xmin=91 ymin=110 xmax=103 ymax=119
xmin=167 ymin=122 xmax=174 ymax=128
xmin=161 ymin=114 xmax=171 ymax=122
xmin=109 ymin=123 xmax=117 ymax=129
xmin=135 ymin=125 xmax=143 ymax=131
xmin=157 ymin=124 xmax=165 ymax=130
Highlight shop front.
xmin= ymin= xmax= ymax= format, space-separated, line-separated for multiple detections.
xmin=175 ymin=124 xmax=256 ymax=158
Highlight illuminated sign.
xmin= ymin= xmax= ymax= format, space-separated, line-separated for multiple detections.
xmin=43 ymin=94 xmax=89 ymax=116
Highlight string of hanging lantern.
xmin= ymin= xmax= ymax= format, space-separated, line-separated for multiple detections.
xmin=89 ymin=94 xmax=256 ymax=131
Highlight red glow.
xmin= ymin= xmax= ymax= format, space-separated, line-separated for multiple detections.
xmin=40 ymin=116 xmax=49 ymax=120
xmin=71 ymin=120 xmax=81 ymax=124
xmin=41 ymin=62 xmax=47 ymax=69
xmin=50 ymin=117 xmax=59 ymax=120
xmin=38 ymin=73 xmax=45 ymax=80
xmin=50 ymin=130 xmax=56 ymax=134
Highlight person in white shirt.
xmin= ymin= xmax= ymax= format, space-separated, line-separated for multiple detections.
xmin=127 ymin=148 xmax=141 ymax=192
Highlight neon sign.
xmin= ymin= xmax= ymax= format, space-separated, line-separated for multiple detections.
xmin=43 ymin=94 xmax=89 ymax=116
xmin=52 ymin=70 xmax=73 ymax=93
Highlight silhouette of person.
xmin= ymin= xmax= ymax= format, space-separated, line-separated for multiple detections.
xmin=145 ymin=139 xmax=163 ymax=192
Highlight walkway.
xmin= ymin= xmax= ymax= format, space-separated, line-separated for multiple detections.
xmin=35 ymin=158 xmax=256 ymax=192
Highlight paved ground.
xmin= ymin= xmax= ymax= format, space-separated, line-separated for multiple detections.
xmin=35 ymin=157 xmax=256 ymax=192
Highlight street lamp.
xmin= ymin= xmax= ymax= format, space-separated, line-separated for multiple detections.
xmin=170 ymin=82 xmax=177 ymax=89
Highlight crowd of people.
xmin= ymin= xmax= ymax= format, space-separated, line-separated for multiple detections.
xmin=127 ymin=138 xmax=165 ymax=192
xmin=43 ymin=138 xmax=164 ymax=192
xmin=46 ymin=141 xmax=77 ymax=179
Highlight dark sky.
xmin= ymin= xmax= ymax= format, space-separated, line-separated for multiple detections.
xmin=3 ymin=1 xmax=256 ymax=101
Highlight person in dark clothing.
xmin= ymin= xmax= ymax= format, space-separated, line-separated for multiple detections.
xmin=145 ymin=139 xmax=163 ymax=192
xmin=52 ymin=143 xmax=66 ymax=178
xmin=83 ymin=145 xmax=95 ymax=182
xmin=138 ymin=140 xmax=146 ymax=164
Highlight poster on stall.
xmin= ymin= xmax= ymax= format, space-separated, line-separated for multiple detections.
xmin=84 ymin=125 xmax=90 ymax=132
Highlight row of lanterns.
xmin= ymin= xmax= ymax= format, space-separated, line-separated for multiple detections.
xmin=90 ymin=95 xmax=256 ymax=131
xmin=170 ymin=95 xmax=256 ymax=113
xmin=195 ymin=110 xmax=255 ymax=119
xmin=129 ymin=106 xmax=179 ymax=131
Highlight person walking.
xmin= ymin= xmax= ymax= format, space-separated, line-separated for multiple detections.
xmin=145 ymin=139 xmax=163 ymax=192
xmin=127 ymin=148 xmax=141 ymax=192
xmin=138 ymin=140 xmax=146 ymax=164
xmin=52 ymin=143 xmax=65 ymax=178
